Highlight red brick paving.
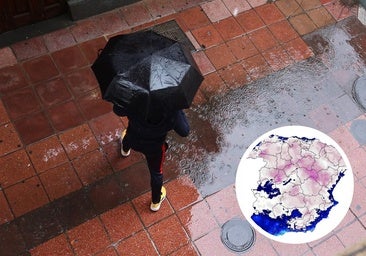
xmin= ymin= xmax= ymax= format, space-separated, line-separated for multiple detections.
xmin=0 ymin=0 xmax=364 ymax=255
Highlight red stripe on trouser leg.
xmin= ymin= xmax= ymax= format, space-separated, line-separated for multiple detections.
xmin=159 ymin=143 xmax=167 ymax=174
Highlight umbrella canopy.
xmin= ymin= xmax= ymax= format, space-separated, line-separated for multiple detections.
xmin=91 ymin=30 xmax=203 ymax=118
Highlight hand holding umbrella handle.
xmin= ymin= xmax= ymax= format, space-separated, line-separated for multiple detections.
xmin=113 ymin=104 xmax=129 ymax=117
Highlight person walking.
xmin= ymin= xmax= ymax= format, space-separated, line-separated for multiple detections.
xmin=113 ymin=102 xmax=190 ymax=211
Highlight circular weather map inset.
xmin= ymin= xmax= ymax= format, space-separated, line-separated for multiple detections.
xmin=235 ymin=126 xmax=354 ymax=244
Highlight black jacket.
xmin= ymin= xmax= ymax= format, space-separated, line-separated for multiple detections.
xmin=113 ymin=105 xmax=189 ymax=154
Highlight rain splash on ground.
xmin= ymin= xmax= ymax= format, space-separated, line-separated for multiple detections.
xmin=167 ymin=16 xmax=366 ymax=197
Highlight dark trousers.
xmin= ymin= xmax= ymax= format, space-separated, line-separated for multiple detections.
xmin=146 ymin=143 xmax=167 ymax=203
xmin=122 ymin=135 xmax=167 ymax=203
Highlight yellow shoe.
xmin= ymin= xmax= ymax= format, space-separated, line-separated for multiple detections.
xmin=120 ymin=129 xmax=131 ymax=157
xmin=150 ymin=186 xmax=166 ymax=212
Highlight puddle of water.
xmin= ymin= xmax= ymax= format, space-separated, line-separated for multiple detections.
xmin=168 ymin=17 xmax=366 ymax=197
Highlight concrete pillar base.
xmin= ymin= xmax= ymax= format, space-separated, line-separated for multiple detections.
xmin=67 ymin=0 xmax=141 ymax=20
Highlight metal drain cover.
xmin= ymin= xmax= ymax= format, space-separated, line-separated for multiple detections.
xmin=353 ymin=75 xmax=366 ymax=111
xmin=221 ymin=218 xmax=255 ymax=253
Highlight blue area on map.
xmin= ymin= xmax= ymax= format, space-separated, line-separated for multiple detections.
xmin=252 ymin=209 xmax=303 ymax=236
xmin=283 ymin=178 xmax=291 ymax=186
xmin=254 ymin=134 xmax=316 ymax=150
xmin=256 ymin=180 xmax=281 ymax=199
xmin=251 ymin=169 xmax=346 ymax=236
xmin=269 ymin=134 xmax=316 ymax=143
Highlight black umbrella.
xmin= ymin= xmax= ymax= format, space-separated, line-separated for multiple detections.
xmin=91 ymin=30 xmax=203 ymax=118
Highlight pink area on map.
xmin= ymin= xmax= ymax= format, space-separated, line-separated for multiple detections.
xmin=297 ymin=155 xmax=315 ymax=169
xmin=274 ymin=170 xmax=286 ymax=183
xmin=305 ymin=168 xmax=319 ymax=181
xmin=317 ymin=170 xmax=331 ymax=186
xmin=309 ymin=140 xmax=326 ymax=154
xmin=289 ymin=184 xmax=301 ymax=196
xmin=288 ymin=140 xmax=303 ymax=164
xmin=312 ymin=158 xmax=328 ymax=172
xmin=302 ymin=178 xmax=323 ymax=195
xmin=263 ymin=141 xmax=282 ymax=155
xmin=324 ymin=146 xmax=342 ymax=165
xmin=258 ymin=149 xmax=268 ymax=157
xmin=277 ymin=156 xmax=291 ymax=170
xmin=282 ymin=192 xmax=306 ymax=209
xmin=260 ymin=167 xmax=280 ymax=181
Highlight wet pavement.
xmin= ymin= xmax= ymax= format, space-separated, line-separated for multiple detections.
xmin=0 ymin=0 xmax=366 ymax=255
xmin=183 ymin=16 xmax=366 ymax=197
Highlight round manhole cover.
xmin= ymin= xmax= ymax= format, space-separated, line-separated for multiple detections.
xmin=221 ymin=218 xmax=255 ymax=253
xmin=353 ymin=75 xmax=366 ymax=111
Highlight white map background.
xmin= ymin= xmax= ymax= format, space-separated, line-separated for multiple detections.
xmin=236 ymin=126 xmax=354 ymax=244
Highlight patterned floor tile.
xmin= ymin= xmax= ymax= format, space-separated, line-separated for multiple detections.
xmin=275 ymin=0 xmax=303 ymax=17
xmin=191 ymin=24 xmax=224 ymax=48
xmin=296 ymin=0 xmax=322 ymax=11
xmin=3 ymin=87 xmax=42 ymax=120
xmin=11 ymin=36 xmax=48 ymax=61
xmin=177 ymin=6 xmax=211 ymax=31
xmin=0 ymin=65 xmax=28 ymax=95
xmin=226 ymin=35 xmax=259 ymax=60
xmin=79 ymin=37 xmax=108 ymax=64
xmin=13 ymin=111 xmax=54 ymax=145
xmin=201 ymin=0 xmax=232 ymax=22
xmin=268 ymin=20 xmax=298 ymax=43
xmin=51 ymin=45 xmax=88 ymax=73
xmin=39 ymin=163 xmax=81 ymax=201
xmin=222 ymin=0 xmax=251 ymax=16
xmin=100 ymin=202 xmax=143 ymax=242
xmin=43 ymin=28 xmax=76 ymax=52
xmin=30 ymin=234 xmax=73 ymax=256
xmin=218 ymin=62 xmax=251 ymax=89
xmin=0 ymin=191 xmax=13 ymax=224
xmin=120 ymin=2 xmax=152 ymax=27
xmin=72 ymin=149 xmax=113 ymax=186
xmin=205 ymin=43 xmax=236 ymax=69
xmin=235 ymin=9 xmax=265 ymax=32
xmin=0 ymin=47 xmax=17 ymax=68
xmin=307 ymin=6 xmax=336 ymax=28
xmin=4 ymin=176 xmax=49 ymax=217
xmin=67 ymin=218 xmax=110 ymax=256
xmin=0 ymin=123 xmax=23 ymax=156
xmin=241 ymin=53 xmax=273 ymax=80
xmin=132 ymin=191 xmax=174 ymax=227
xmin=213 ymin=16 xmax=244 ymax=41
xmin=262 ymin=45 xmax=294 ymax=71
xmin=116 ymin=230 xmax=158 ymax=256
xmin=65 ymin=67 xmax=99 ymax=98
xmin=59 ymin=124 xmax=99 ymax=160
xmin=255 ymin=3 xmax=285 ymax=25
xmin=35 ymin=78 xmax=73 ymax=107
xmin=165 ymin=175 xmax=202 ymax=211
xmin=177 ymin=200 xmax=218 ymax=240
xmin=148 ymin=215 xmax=189 ymax=255
xmin=0 ymin=149 xmax=35 ymax=188
xmin=70 ymin=19 xmax=103 ymax=43
xmin=247 ymin=27 xmax=278 ymax=52
xmin=26 ymin=135 xmax=68 ymax=173
xmin=22 ymin=55 xmax=59 ymax=83
xmin=289 ymin=13 xmax=317 ymax=35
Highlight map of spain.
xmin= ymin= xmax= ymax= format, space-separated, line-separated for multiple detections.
xmin=236 ymin=126 xmax=353 ymax=243
xmin=249 ymin=134 xmax=346 ymax=235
